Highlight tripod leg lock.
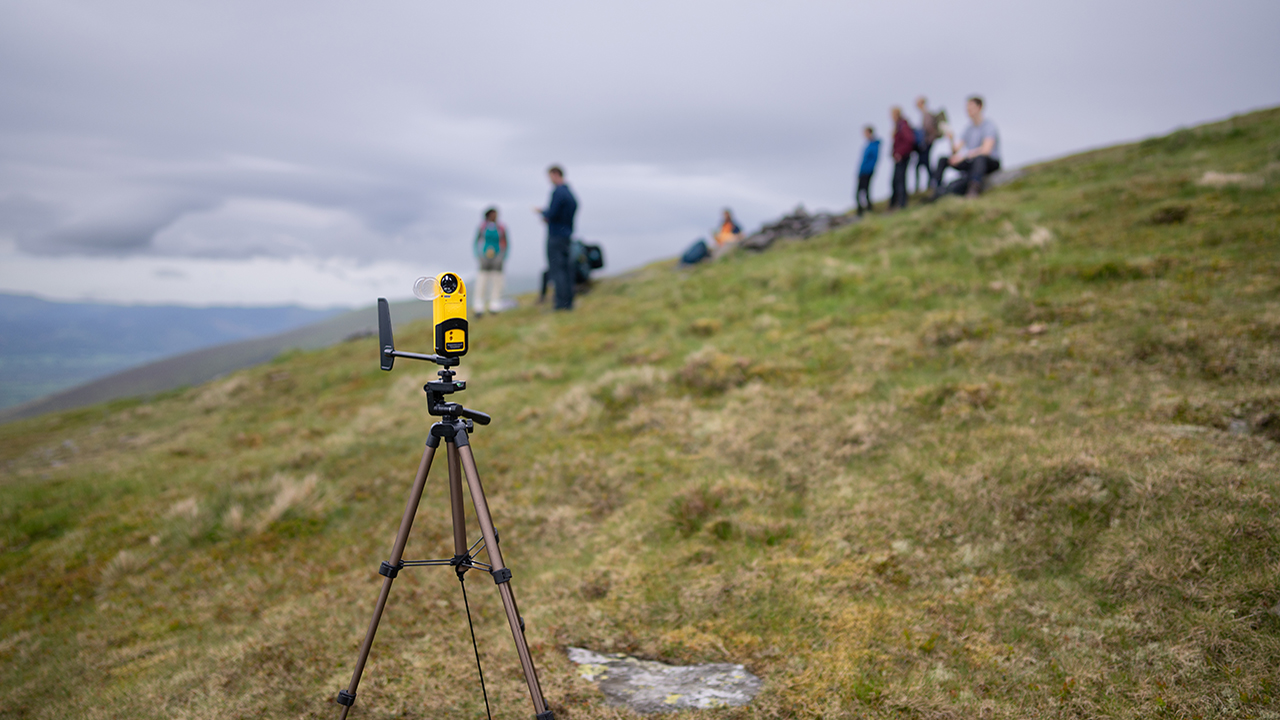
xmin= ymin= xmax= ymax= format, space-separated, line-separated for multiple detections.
xmin=491 ymin=567 xmax=512 ymax=584
xmin=337 ymin=690 xmax=356 ymax=707
xmin=379 ymin=561 xmax=402 ymax=579
xmin=536 ymin=711 xmax=556 ymax=720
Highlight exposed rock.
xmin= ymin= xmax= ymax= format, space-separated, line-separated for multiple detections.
xmin=987 ymin=167 xmax=1025 ymax=188
xmin=740 ymin=205 xmax=859 ymax=251
xmin=1197 ymin=170 xmax=1263 ymax=188
xmin=567 ymin=646 xmax=763 ymax=714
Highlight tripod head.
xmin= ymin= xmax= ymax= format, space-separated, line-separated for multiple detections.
xmin=377 ymin=297 xmax=491 ymax=427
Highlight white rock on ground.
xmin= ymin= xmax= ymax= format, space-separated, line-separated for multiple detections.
xmin=567 ymin=647 xmax=763 ymax=714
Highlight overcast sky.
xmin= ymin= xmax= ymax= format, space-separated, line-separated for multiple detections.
xmin=1 ymin=0 xmax=1277 ymax=307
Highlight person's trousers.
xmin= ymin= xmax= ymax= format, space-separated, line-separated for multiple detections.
xmin=855 ymin=173 xmax=873 ymax=215
xmin=546 ymin=234 xmax=574 ymax=310
xmin=890 ymin=158 xmax=910 ymax=208
xmin=934 ymin=155 xmax=1001 ymax=196
xmin=474 ymin=269 xmax=504 ymax=313
xmin=914 ymin=141 xmax=934 ymax=192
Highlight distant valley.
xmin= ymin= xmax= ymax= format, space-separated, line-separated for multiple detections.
xmin=0 ymin=294 xmax=345 ymax=410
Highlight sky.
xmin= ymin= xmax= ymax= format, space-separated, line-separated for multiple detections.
xmin=1 ymin=0 xmax=1277 ymax=308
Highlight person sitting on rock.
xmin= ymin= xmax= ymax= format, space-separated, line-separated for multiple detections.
xmin=933 ymin=95 xmax=1001 ymax=199
xmin=713 ymin=208 xmax=743 ymax=247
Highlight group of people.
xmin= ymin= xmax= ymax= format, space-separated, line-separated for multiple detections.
xmin=470 ymin=165 xmax=580 ymax=316
xmin=856 ymin=94 xmax=1002 ymax=215
xmin=472 ymin=97 xmax=1001 ymax=314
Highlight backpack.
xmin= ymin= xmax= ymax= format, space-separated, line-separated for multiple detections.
xmin=582 ymin=243 xmax=605 ymax=270
xmin=569 ymin=240 xmax=592 ymax=284
xmin=680 ymin=239 xmax=710 ymax=265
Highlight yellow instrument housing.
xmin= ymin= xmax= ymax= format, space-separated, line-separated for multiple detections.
xmin=432 ymin=272 xmax=468 ymax=358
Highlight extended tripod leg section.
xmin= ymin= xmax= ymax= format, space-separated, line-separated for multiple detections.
xmin=454 ymin=434 xmax=553 ymax=719
xmin=335 ymin=443 xmax=437 ymax=719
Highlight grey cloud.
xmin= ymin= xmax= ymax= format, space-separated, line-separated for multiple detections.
xmin=0 ymin=0 xmax=1277 ymax=281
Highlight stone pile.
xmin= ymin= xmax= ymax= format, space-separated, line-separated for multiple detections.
xmin=739 ymin=205 xmax=858 ymax=251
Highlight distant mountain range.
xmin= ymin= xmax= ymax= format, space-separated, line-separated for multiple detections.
xmin=0 ymin=294 xmax=346 ymax=411
xmin=0 ymin=297 xmax=440 ymax=423
xmin=0 ymin=273 xmax=545 ymax=422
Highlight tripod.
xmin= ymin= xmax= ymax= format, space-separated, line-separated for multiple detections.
xmin=335 ymin=301 xmax=553 ymax=720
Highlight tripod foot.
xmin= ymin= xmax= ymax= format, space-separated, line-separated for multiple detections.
xmin=536 ymin=712 xmax=556 ymax=720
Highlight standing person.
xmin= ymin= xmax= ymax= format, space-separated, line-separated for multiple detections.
xmin=914 ymin=96 xmax=941 ymax=193
xmin=535 ymin=165 xmax=578 ymax=311
xmin=473 ymin=207 xmax=507 ymax=317
xmin=889 ymin=107 xmax=915 ymax=210
xmin=855 ymin=125 xmax=880 ymax=216
xmin=933 ymin=95 xmax=1001 ymax=198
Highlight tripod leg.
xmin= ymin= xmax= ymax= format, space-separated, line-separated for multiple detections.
xmin=455 ymin=439 xmax=553 ymax=719
xmin=336 ymin=442 xmax=438 ymax=720
xmin=446 ymin=443 xmax=469 ymax=557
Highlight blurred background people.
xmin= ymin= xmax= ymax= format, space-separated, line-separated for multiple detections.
xmin=933 ymin=95 xmax=1001 ymax=198
xmin=713 ymin=208 xmax=743 ymax=247
xmin=914 ymin=96 xmax=942 ymax=193
xmin=536 ymin=165 xmax=578 ymax=311
xmin=889 ymin=106 xmax=915 ymax=210
xmin=473 ymin=206 xmax=508 ymax=317
xmin=855 ymin=125 xmax=880 ymax=216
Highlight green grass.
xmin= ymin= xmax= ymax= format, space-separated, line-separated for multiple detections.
xmin=3 ymin=108 xmax=1280 ymax=719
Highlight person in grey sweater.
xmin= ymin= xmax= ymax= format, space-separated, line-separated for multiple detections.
xmin=933 ymin=95 xmax=1001 ymax=198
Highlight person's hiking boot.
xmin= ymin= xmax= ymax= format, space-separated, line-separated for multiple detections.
xmin=965 ymin=181 xmax=984 ymax=199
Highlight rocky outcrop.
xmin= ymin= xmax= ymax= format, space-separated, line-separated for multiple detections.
xmin=568 ymin=646 xmax=763 ymax=714
xmin=740 ymin=205 xmax=859 ymax=251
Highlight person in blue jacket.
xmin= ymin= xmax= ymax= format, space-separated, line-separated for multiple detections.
xmin=534 ymin=165 xmax=579 ymax=311
xmin=855 ymin=125 xmax=880 ymax=216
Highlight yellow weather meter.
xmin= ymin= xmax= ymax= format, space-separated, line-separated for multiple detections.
xmin=413 ymin=272 xmax=469 ymax=358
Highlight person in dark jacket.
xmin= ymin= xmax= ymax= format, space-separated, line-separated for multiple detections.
xmin=535 ymin=165 xmax=578 ymax=310
xmin=855 ymin=125 xmax=880 ymax=216
xmin=914 ymin=96 xmax=941 ymax=193
xmin=889 ymin=107 xmax=915 ymax=210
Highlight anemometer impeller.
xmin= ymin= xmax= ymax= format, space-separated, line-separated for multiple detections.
xmin=334 ymin=274 xmax=554 ymax=720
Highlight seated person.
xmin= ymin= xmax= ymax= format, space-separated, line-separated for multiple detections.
xmin=713 ymin=208 xmax=743 ymax=247
xmin=933 ymin=95 xmax=1001 ymax=198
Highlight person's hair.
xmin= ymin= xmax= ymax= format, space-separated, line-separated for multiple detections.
xmin=547 ymin=165 xmax=564 ymax=177
xmin=864 ymin=124 xmax=874 ymax=135
xmin=891 ymin=105 xmax=902 ymax=117
xmin=483 ymin=207 xmax=498 ymax=219
xmin=916 ymin=96 xmax=927 ymax=106
xmin=967 ymin=95 xmax=984 ymax=109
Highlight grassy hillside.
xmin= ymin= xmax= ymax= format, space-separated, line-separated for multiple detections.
xmin=2 ymin=108 xmax=1279 ymax=720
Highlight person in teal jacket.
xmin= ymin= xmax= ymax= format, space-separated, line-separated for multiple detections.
xmin=473 ymin=207 xmax=508 ymax=316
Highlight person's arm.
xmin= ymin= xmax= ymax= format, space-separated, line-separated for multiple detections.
xmin=475 ymin=226 xmax=483 ymax=257
xmin=499 ymin=225 xmax=508 ymax=258
xmin=544 ymin=188 xmax=565 ymax=224
xmin=950 ymin=130 xmax=968 ymax=163
xmin=973 ymin=134 xmax=996 ymax=158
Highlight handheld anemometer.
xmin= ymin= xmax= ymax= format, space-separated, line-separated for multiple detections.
xmin=414 ymin=272 xmax=468 ymax=358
